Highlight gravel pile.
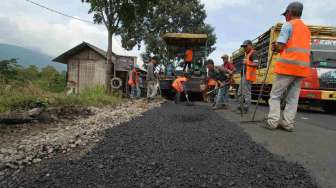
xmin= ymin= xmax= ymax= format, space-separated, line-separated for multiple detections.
xmin=0 ymin=99 xmax=162 ymax=181
xmin=1 ymin=102 xmax=317 ymax=187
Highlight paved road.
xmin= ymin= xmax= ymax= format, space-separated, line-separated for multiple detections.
xmin=214 ymin=100 xmax=336 ymax=188
xmin=1 ymin=102 xmax=317 ymax=187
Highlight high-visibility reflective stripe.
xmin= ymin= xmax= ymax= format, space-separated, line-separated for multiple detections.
xmin=276 ymin=58 xmax=310 ymax=67
xmin=285 ymin=48 xmax=310 ymax=54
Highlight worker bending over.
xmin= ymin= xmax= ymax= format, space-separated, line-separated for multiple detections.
xmin=128 ymin=64 xmax=141 ymax=99
xmin=146 ymin=56 xmax=159 ymax=101
xmin=205 ymin=59 xmax=229 ymax=110
xmin=265 ymin=2 xmax=311 ymax=132
xmin=172 ymin=73 xmax=191 ymax=104
xmin=238 ymin=40 xmax=258 ymax=113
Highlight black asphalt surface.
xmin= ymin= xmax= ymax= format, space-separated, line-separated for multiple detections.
xmin=222 ymin=100 xmax=336 ymax=188
xmin=2 ymin=102 xmax=318 ymax=188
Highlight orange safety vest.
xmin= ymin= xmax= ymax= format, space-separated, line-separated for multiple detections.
xmin=185 ymin=49 xmax=193 ymax=62
xmin=245 ymin=50 xmax=257 ymax=82
xmin=128 ymin=69 xmax=140 ymax=86
xmin=208 ymin=79 xmax=217 ymax=87
xmin=274 ymin=19 xmax=311 ymax=77
xmin=172 ymin=76 xmax=188 ymax=93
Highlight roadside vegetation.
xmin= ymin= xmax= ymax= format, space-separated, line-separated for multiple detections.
xmin=0 ymin=59 xmax=121 ymax=113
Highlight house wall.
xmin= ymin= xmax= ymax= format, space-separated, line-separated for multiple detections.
xmin=64 ymin=47 xmax=137 ymax=94
xmin=67 ymin=49 xmax=110 ymax=93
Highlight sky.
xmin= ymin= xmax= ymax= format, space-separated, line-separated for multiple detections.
xmin=1 ymin=0 xmax=336 ymax=65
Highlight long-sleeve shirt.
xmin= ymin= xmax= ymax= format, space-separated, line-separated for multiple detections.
xmin=208 ymin=67 xmax=228 ymax=82
xmin=223 ymin=62 xmax=236 ymax=73
xmin=146 ymin=63 xmax=156 ymax=81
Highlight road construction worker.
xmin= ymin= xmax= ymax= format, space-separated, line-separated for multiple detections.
xmin=221 ymin=54 xmax=236 ymax=106
xmin=128 ymin=64 xmax=141 ymax=99
xmin=205 ymin=59 xmax=229 ymax=110
xmin=183 ymin=48 xmax=193 ymax=72
xmin=265 ymin=2 xmax=311 ymax=132
xmin=146 ymin=56 xmax=159 ymax=101
xmin=205 ymin=78 xmax=217 ymax=102
xmin=172 ymin=73 xmax=190 ymax=104
xmin=238 ymin=40 xmax=259 ymax=113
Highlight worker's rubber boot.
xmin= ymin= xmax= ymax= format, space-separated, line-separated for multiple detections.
xmin=280 ymin=124 xmax=294 ymax=132
xmin=260 ymin=118 xmax=278 ymax=131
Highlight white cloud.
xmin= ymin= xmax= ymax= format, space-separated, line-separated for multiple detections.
xmin=0 ymin=0 xmax=140 ymax=59
xmin=201 ymin=0 xmax=251 ymax=11
xmin=209 ymin=41 xmax=242 ymax=65
xmin=301 ymin=0 xmax=336 ymax=25
xmin=0 ymin=15 xmax=137 ymax=58
xmin=1 ymin=0 xmax=336 ymax=66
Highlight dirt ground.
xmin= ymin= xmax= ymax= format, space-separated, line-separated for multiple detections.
xmin=0 ymin=99 xmax=162 ymax=181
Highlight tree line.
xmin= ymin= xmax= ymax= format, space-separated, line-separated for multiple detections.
xmin=0 ymin=59 xmax=66 ymax=93
xmin=81 ymin=0 xmax=217 ymax=67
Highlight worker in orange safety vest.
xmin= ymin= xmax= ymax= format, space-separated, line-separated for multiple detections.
xmin=183 ymin=48 xmax=193 ymax=72
xmin=128 ymin=64 xmax=141 ymax=99
xmin=238 ymin=40 xmax=259 ymax=113
xmin=172 ymin=73 xmax=191 ymax=104
xmin=264 ymin=2 xmax=311 ymax=132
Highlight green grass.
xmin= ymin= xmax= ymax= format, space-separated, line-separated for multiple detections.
xmin=53 ymin=86 xmax=123 ymax=107
xmin=0 ymin=84 xmax=122 ymax=113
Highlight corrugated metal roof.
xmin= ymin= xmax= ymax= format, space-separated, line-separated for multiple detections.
xmin=53 ymin=42 xmax=111 ymax=64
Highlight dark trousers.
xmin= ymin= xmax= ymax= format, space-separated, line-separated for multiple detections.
xmin=183 ymin=61 xmax=192 ymax=72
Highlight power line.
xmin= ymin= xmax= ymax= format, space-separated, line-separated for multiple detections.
xmin=24 ymin=0 xmax=134 ymax=57
xmin=24 ymin=0 xmax=94 ymax=24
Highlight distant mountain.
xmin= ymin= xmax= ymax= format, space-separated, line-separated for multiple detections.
xmin=0 ymin=43 xmax=66 ymax=71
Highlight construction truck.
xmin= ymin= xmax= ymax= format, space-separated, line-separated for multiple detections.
xmin=231 ymin=23 xmax=336 ymax=112
xmin=158 ymin=33 xmax=209 ymax=99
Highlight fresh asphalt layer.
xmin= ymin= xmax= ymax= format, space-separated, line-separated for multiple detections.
xmin=1 ymin=102 xmax=318 ymax=187
xmin=214 ymin=100 xmax=336 ymax=188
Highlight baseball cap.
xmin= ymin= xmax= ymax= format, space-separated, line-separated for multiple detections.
xmin=282 ymin=1 xmax=303 ymax=16
xmin=241 ymin=40 xmax=252 ymax=47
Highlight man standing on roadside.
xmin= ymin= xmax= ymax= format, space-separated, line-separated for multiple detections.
xmin=238 ymin=40 xmax=258 ymax=113
xmin=146 ymin=56 xmax=159 ymax=101
xmin=128 ymin=64 xmax=141 ymax=99
xmin=265 ymin=2 xmax=311 ymax=132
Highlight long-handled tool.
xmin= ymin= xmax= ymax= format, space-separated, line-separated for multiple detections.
xmin=205 ymin=80 xmax=230 ymax=95
xmin=239 ymin=62 xmax=245 ymax=117
xmin=241 ymin=53 xmax=274 ymax=123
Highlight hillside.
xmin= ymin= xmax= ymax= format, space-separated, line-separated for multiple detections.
xmin=0 ymin=43 xmax=66 ymax=71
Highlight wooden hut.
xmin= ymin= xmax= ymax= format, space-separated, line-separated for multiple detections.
xmin=53 ymin=42 xmax=137 ymax=94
